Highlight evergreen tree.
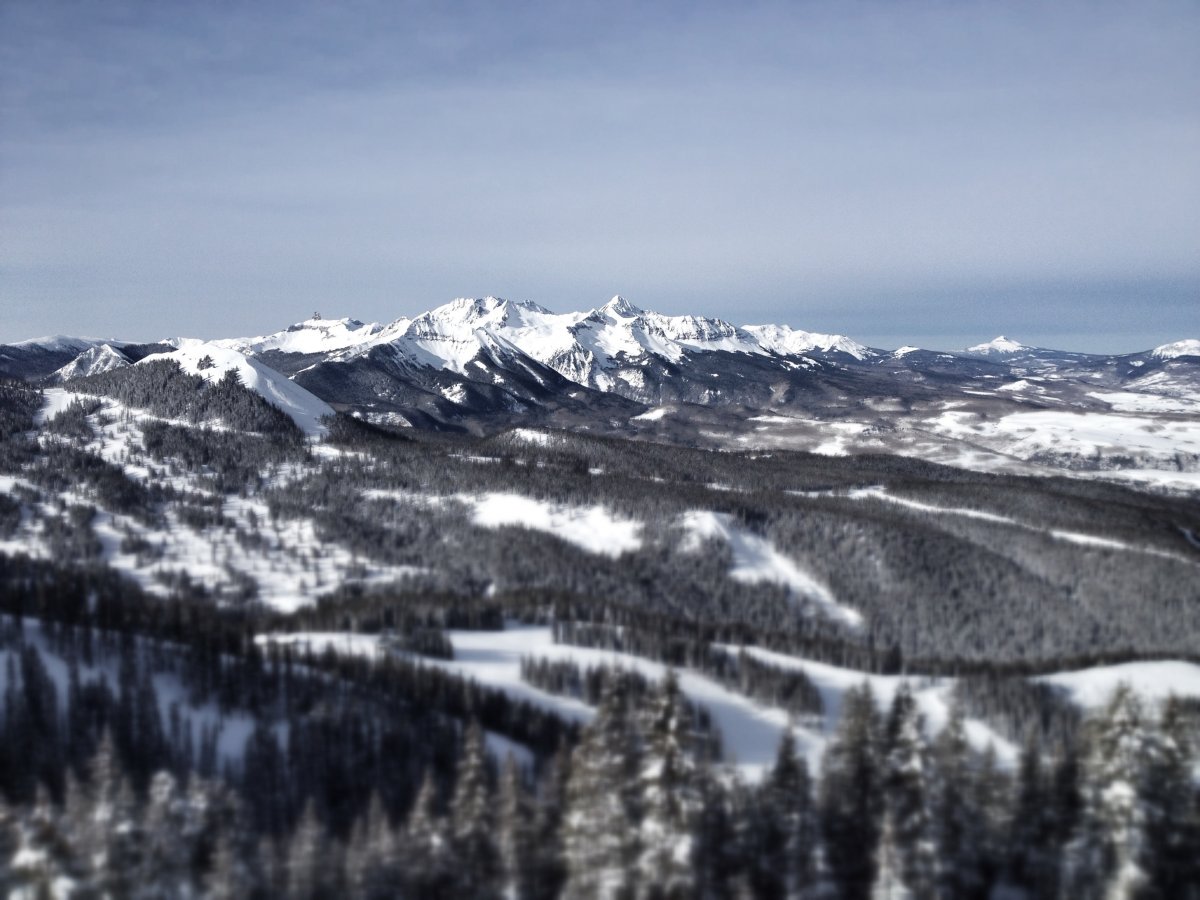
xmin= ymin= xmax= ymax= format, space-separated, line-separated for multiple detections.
xmin=286 ymin=800 xmax=344 ymax=899
xmin=753 ymin=728 xmax=816 ymax=898
xmin=1063 ymin=685 xmax=1158 ymax=898
xmin=1006 ymin=740 xmax=1058 ymax=899
xmin=878 ymin=684 xmax=935 ymax=898
xmin=496 ymin=755 xmax=537 ymax=900
xmin=563 ymin=675 xmax=642 ymax=899
xmin=636 ymin=671 xmax=704 ymax=899
xmin=931 ymin=705 xmax=985 ymax=899
xmin=1144 ymin=696 xmax=1200 ymax=898
xmin=451 ymin=721 xmax=501 ymax=899
xmin=821 ymin=683 xmax=882 ymax=900
xmin=345 ymin=791 xmax=399 ymax=900
xmin=404 ymin=770 xmax=455 ymax=897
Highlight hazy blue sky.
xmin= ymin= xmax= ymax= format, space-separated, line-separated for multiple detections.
xmin=2 ymin=0 xmax=1197 ymax=351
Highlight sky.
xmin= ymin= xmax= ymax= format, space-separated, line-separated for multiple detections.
xmin=2 ymin=0 xmax=1197 ymax=352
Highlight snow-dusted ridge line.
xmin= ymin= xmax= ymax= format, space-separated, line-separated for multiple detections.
xmin=137 ymin=340 xmax=334 ymax=436
xmin=806 ymin=485 xmax=1199 ymax=565
xmin=189 ymin=295 xmax=875 ymax=388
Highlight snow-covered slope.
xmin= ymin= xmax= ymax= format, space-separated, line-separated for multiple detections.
xmin=53 ymin=343 xmax=131 ymax=380
xmin=222 ymin=296 xmax=867 ymax=391
xmin=744 ymin=323 xmax=870 ymax=360
xmin=1151 ymin=338 xmax=1200 ymax=360
xmin=138 ymin=340 xmax=334 ymax=435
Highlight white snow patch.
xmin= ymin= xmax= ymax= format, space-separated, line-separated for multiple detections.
xmin=1087 ymin=391 xmax=1200 ymax=414
xmin=467 ymin=493 xmax=642 ymax=557
xmin=726 ymin=644 xmax=1018 ymax=769
xmin=1037 ymin=660 xmax=1200 ymax=709
xmin=632 ymin=406 xmax=672 ymax=422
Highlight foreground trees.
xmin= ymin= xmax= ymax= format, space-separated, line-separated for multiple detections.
xmin=2 ymin=632 xmax=1196 ymax=898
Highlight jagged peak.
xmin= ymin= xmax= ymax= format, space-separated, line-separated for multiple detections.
xmin=600 ymin=295 xmax=644 ymax=318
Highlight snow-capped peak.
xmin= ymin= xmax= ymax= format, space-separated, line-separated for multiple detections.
xmin=893 ymin=346 xmax=921 ymax=358
xmin=600 ymin=295 xmax=644 ymax=318
xmin=966 ymin=336 xmax=1028 ymax=354
xmin=53 ymin=344 xmax=131 ymax=381
xmin=1151 ymin=339 xmax=1200 ymax=360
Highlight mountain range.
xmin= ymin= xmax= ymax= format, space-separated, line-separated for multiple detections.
xmin=3 ymin=296 xmax=1198 ymax=487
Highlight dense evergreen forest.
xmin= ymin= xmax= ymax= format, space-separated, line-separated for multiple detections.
xmin=0 ymin=367 xmax=1198 ymax=896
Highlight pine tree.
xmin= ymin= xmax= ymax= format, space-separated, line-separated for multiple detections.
xmin=1063 ymin=684 xmax=1157 ymax=898
xmin=286 ymin=800 xmax=344 ymax=899
xmin=1006 ymin=740 xmax=1057 ymax=900
xmin=931 ymin=704 xmax=984 ymax=900
xmin=821 ymin=683 xmax=882 ymax=900
xmin=530 ymin=743 xmax=571 ymax=900
xmin=878 ymin=684 xmax=935 ymax=899
xmin=1143 ymin=695 xmax=1200 ymax=898
xmin=752 ymin=728 xmax=816 ymax=898
xmin=871 ymin=810 xmax=912 ymax=900
xmin=497 ymin=755 xmax=537 ymax=900
xmin=451 ymin=721 xmax=501 ymax=899
xmin=562 ymin=675 xmax=642 ymax=899
xmin=345 ymin=791 xmax=399 ymax=900
xmin=969 ymin=743 xmax=1008 ymax=893
xmin=404 ymin=770 xmax=455 ymax=897
xmin=137 ymin=771 xmax=192 ymax=894
xmin=636 ymin=671 xmax=703 ymax=899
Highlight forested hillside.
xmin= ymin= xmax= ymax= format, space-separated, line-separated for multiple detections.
xmin=0 ymin=369 xmax=1197 ymax=896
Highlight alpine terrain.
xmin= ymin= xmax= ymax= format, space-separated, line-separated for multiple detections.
xmin=0 ymin=297 xmax=1197 ymax=897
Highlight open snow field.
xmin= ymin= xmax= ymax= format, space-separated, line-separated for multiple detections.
xmin=259 ymin=625 xmax=1200 ymax=784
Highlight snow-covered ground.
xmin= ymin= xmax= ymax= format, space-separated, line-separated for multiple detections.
xmin=1086 ymin=390 xmax=1200 ymax=414
xmin=1035 ymin=660 xmax=1200 ymax=709
xmin=924 ymin=408 xmax=1200 ymax=466
xmin=18 ymin=391 xmax=420 ymax=611
xmin=259 ymin=626 xmax=1026 ymax=779
xmin=468 ymin=493 xmax=643 ymax=557
xmin=679 ymin=511 xmax=861 ymax=626
xmin=261 ymin=626 xmax=806 ymax=781
xmin=727 ymin=644 xmax=1018 ymax=768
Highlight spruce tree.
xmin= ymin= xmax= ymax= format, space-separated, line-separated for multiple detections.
xmin=451 ymin=721 xmax=501 ymax=899
xmin=562 ymin=674 xmax=642 ymax=899
xmin=878 ymin=684 xmax=935 ymax=899
xmin=821 ymin=683 xmax=882 ymax=900
xmin=1063 ymin=685 xmax=1157 ymax=898
xmin=1144 ymin=696 xmax=1200 ymax=898
xmin=497 ymin=755 xmax=537 ymax=900
xmin=636 ymin=671 xmax=706 ymax=899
